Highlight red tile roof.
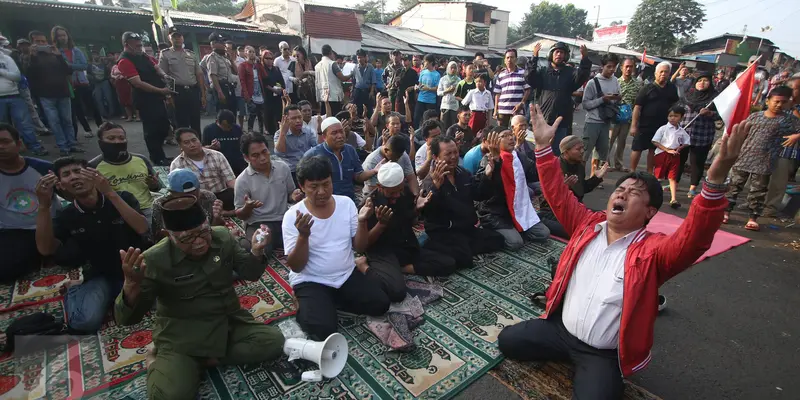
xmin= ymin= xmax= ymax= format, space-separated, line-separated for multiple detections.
xmin=304 ymin=9 xmax=362 ymax=41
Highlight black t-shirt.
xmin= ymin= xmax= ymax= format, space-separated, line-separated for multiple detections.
xmin=634 ymin=82 xmax=680 ymax=132
xmin=365 ymin=187 xmax=418 ymax=262
xmin=455 ymin=79 xmax=476 ymax=100
xmin=201 ymin=123 xmax=246 ymax=175
xmin=53 ymin=191 xmax=146 ymax=282
xmin=446 ymin=123 xmax=475 ymax=157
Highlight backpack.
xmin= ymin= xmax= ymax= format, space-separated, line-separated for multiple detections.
xmin=592 ymin=77 xmax=619 ymax=122
xmin=2 ymin=313 xmax=66 ymax=353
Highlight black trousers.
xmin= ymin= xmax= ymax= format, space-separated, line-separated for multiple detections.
xmin=247 ymin=102 xmax=264 ymax=133
xmin=498 ymin=314 xmax=624 ymax=400
xmin=365 ymin=247 xmax=455 ymax=300
xmin=678 ymin=144 xmax=712 ymax=186
xmin=0 ymin=229 xmax=40 ymax=283
xmin=216 ymin=82 xmax=237 ymax=115
xmin=137 ymin=97 xmax=171 ymax=165
xmin=264 ymin=101 xmax=281 ymax=135
xmin=294 ymin=270 xmax=391 ymax=340
xmin=214 ymin=188 xmax=235 ymax=211
xmin=423 ymin=227 xmax=504 ymax=270
xmin=352 ymin=88 xmax=373 ymax=117
xmin=72 ymin=84 xmax=102 ymax=137
xmin=174 ymin=85 xmax=202 ymax=132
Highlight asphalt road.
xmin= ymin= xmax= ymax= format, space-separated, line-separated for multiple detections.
xmin=27 ymin=109 xmax=800 ymax=400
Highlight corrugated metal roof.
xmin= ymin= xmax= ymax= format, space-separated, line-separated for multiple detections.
xmin=365 ymin=23 xmax=461 ymax=49
xmin=0 ymin=0 xmax=146 ymax=15
xmin=172 ymin=22 xmax=293 ymax=36
xmin=412 ymin=45 xmax=474 ymax=58
xmin=531 ymin=33 xmax=641 ymax=57
xmin=304 ymin=8 xmax=362 ymax=41
xmin=360 ymin=25 xmax=415 ymax=53
xmin=141 ymin=7 xmax=261 ymax=28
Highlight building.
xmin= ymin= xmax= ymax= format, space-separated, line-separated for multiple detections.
xmin=509 ymin=33 xmax=651 ymax=66
xmin=679 ymin=33 xmax=778 ymax=69
xmin=364 ymin=23 xmax=474 ymax=59
xmin=388 ymin=1 xmax=509 ymax=56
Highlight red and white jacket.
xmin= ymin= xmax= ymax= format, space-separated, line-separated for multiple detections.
xmin=534 ymin=147 xmax=728 ymax=377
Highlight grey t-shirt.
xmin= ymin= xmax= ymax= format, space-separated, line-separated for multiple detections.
xmin=234 ymin=160 xmax=296 ymax=225
xmin=361 ymin=148 xmax=414 ymax=193
xmin=674 ymin=77 xmax=693 ymax=99
xmin=1 ymin=157 xmax=58 ymax=230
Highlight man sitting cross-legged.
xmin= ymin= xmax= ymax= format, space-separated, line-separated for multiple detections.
xmin=35 ymin=157 xmax=149 ymax=332
xmin=283 ymin=156 xmax=392 ymax=340
xmin=235 ymin=134 xmax=304 ymax=254
xmin=114 ymin=196 xmax=285 ymax=399
xmin=360 ymin=162 xmax=457 ymax=300
xmin=170 ymin=127 xmax=237 ymax=210
xmin=497 ymin=105 xmax=748 ymax=399
xmin=418 ymin=136 xmax=504 ymax=269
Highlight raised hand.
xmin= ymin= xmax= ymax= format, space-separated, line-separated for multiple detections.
xmin=243 ymin=195 xmax=264 ymax=210
xmin=430 ymin=160 xmax=449 ymax=189
xmin=381 ymin=129 xmax=390 ymax=145
xmin=212 ymin=199 xmax=223 ymax=220
xmin=375 ymin=205 xmax=393 ymax=225
xmin=707 ymin=121 xmax=751 ymax=184
xmin=279 ymin=114 xmax=290 ymax=135
xmin=120 ymin=247 xmax=146 ymax=284
xmin=210 ymin=138 xmax=221 ymax=150
xmin=533 ymin=42 xmax=542 ymax=58
xmin=595 ymin=162 xmax=609 ymax=179
xmin=579 ymin=44 xmax=588 ymax=58
xmin=564 ymin=174 xmax=579 ymax=186
xmin=530 ymin=103 xmax=562 ymax=150
xmin=35 ymin=172 xmax=58 ymax=206
xmin=454 ymin=130 xmax=465 ymax=143
xmin=291 ymin=189 xmax=305 ymax=202
xmin=416 ymin=191 xmax=433 ymax=210
xmin=82 ymin=167 xmax=113 ymax=195
xmin=358 ymin=197 xmax=374 ymax=222
xmin=294 ymin=210 xmax=314 ymax=237
xmin=487 ymin=130 xmax=502 ymax=159
xmin=251 ymin=224 xmax=271 ymax=255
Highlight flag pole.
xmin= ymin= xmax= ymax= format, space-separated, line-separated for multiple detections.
xmin=681 ymin=55 xmax=762 ymax=130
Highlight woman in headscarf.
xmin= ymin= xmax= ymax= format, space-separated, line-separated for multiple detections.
xmin=680 ymin=71 xmax=718 ymax=197
xmin=437 ymin=61 xmax=461 ymax=129
xmin=289 ymin=46 xmax=316 ymax=109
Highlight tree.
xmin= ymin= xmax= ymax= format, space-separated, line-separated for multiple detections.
xmin=626 ymin=0 xmax=705 ymax=55
xmin=178 ymin=0 xmax=239 ymax=16
xmin=355 ymin=0 xmax=389 ymax=24
xmin=507 ymin=25 xmax=527 ymax=45
xmin=516 ymin=2 xmax=594 ymax=40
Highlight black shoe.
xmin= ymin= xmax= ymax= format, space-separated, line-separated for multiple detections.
xmin=69 ymin=147 xmax=86 ymax=153
xmin=30 ymin=148 xmax=50 ymax=156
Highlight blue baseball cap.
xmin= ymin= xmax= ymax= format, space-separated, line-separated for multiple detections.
xmin=167 ymin=169 xmax=199 ymax=193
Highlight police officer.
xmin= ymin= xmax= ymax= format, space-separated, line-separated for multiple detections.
xmin=201 ymin=32 xmax=236 ymax=115
xmin=159 ymin=27 xmax=206 ymax=132
xmin=114 ymin=196 xmax=285 ymax=399
xmin=117 ymin=31 xmax=173 ymax=166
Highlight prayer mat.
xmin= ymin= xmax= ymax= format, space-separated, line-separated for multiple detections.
xmin=647 ymin=211 xmax=750 ymax=264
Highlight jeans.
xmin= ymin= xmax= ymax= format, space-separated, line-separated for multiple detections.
xmin=0 ymin=95 xmax=43 ymax=151
xmin=19 ymin=87 xmax=48 ymax=132
xmin=40 ymin=97 xmax=77 ymax=152
xmin=65 ymin=276 xmax=122 ymax=332
xmin=413 ymin=101 xmax=437 ymax=129
xmin=352 ymin=87 xmax=373 ymax=117
xmin=92 ymin=80 xmax=114 ymax=119
xmin=495 ymin=221 xmax=551 ymax=250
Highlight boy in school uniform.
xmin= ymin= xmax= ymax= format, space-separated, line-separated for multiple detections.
xmin=461 ymin=74 xmax=493 ymax=134
xmin=652 ymin=105 xmax=690 ymax=208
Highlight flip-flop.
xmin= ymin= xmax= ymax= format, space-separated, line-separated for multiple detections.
xmin=744 ymin=221 xmax=760 ymax=231
xmin=722 ymin=213 xmax=730 ymax=224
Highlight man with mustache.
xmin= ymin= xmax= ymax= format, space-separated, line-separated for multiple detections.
xmin=498 ymin=105 xmax=748 ymax=399
xmin=35 ymin=156 xmax=149 ymax=332
xmin=89 ymin=122 xmax=161 ymax=224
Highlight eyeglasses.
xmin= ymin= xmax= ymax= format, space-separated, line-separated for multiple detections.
xmin=175 ymin=226 xmax=212 ymax=244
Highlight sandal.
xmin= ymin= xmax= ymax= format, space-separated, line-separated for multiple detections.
xmin=722 ymin=212 xmax=730 ymax=224
xmin=687 ymin=189 xmax=697 ymax=198
xmin=670 ymin=200 xmax=681 ymax=209
xmin=744 ymin=221 xmax=760 ymax=231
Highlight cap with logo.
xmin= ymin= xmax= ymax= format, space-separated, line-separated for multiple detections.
xmin=167 ymin=168 xmax=200 ymax=193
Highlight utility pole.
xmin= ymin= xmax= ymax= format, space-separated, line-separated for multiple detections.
xmin=594 ymin=5 xmax=600 ymax=27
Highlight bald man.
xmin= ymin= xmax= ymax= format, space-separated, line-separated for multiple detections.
xmin=628 ymin=61 xmax=679 ymax=173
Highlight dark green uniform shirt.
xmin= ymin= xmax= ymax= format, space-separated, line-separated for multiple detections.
xmin=114 ymin=226 xmax=265 ymax=358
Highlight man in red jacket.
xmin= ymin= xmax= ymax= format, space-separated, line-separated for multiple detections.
xmin=497 ymin=104 xmax=750 ymax=399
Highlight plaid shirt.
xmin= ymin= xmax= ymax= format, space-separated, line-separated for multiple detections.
xmin=170 ymin=148 xmax=235 ymax=193
xmin=681 ymin=105 xmax=716 ymax=147
xmin=778 ymin=106 xmax=800 ymax=160
xmin=734 ymin=111 xmax=800 ymax=175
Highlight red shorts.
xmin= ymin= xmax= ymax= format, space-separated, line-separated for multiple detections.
xmin=654 ymin=151 xmax=680 ymax=180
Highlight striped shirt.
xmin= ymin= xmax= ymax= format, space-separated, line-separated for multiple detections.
xmin=493 ymin=68 xmax=529 ymax=115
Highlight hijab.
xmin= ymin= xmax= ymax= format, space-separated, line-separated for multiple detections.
xmin=684 ymin=71 xmax=716 ymax=110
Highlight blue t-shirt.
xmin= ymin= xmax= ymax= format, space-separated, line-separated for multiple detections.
xmin=463 ymin=145 xmax=484 ymax=175
xmin=374 ymin=67 xmax=385 ymax=90
xmin=1 ymin=157 xmax=57 ymax=230
xmin=303 ymin=143 xmax=364 ymax=202
xmin=418 ymin=69 xmax=441 ymax=104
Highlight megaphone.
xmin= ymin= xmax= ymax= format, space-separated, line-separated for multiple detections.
xmin=283 ymin=333 xmax=348 ymax=382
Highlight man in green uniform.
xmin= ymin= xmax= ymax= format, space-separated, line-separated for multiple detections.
xmin=114 ymin=196 xmax=285 ymax=399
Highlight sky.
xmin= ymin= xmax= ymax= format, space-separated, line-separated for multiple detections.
xmin=332 ymin=0 xmax=800 ymax=59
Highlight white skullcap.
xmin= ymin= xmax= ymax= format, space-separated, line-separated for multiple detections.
xmin=279 ymin=41 xmax=289 ymax=49
xmin=320 ymin=117 xmax=341 ymax=134
xmin=377 ymin=162 xmax=405 ymax=187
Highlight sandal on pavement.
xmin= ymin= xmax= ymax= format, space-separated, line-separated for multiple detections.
xmin=722 ymin=212 xmax=730 ymax=224
xmin=744 ymin=221 xmax=760 ymax=231
xmin=687 ymin=188 xmax=697 ymax=198
xmin=670 ymin=200 xmax=681 ymax=209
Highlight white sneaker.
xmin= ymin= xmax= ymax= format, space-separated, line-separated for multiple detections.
xmin=658 ymin=294 xmax=667 ymax=312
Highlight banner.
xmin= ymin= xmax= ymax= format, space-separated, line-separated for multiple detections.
xmin=592 ymin=25 xmax=627 ymax=45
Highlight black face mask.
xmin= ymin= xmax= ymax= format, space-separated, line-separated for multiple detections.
xmin=99 ymin=141 xmax=129 ymax=163
xmin=214 ymin=48 xmax=226 ymax=56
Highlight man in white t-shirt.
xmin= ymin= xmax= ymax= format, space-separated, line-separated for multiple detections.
xmin=414 ymin=120 xmax=442 ymax=180
xmin=282 ymin=155 xmax=392 ymax=340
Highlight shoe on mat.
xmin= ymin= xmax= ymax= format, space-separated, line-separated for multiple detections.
xmin=658 ymin=295 xmax=667 ymax=312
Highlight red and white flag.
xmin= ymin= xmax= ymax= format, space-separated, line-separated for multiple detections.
xmin=500 ymin=151 xmax=540 ymax=232
xmin=713 ymin=61 xmax=758 ymax=134
xmin=640 ymin=48 xmax=648 ymax=68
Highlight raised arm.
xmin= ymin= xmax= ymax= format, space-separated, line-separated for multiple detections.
xmin=530 ymin=104 xmax=598 ymax=236
xmin=572 ymin=45 xmax=592 ymax=90
xmin=115 ymin=248 xmax=155 ymax=326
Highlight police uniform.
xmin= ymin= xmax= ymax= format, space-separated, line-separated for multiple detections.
xmin=114 ymin=200 xmax=284 ymax=399
xmin=203 ymin=32 xmax=236 ymax=115
xmin=159 ymin=39 xmax=203 ymax=132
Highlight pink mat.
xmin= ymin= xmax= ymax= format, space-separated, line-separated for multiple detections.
xmin=646 ymin=211 xmax=750 ymax=264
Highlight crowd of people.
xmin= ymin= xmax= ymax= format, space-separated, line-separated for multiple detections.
xmin=1 ymin=23 xmax=799 ymax=399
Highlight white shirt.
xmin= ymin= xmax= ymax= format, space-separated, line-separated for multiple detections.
xmin=282 ymin=195 xmax=357 ymax=288
xmin=561 ymin=222 xmax=643 ymax=349
xmin=461 ymin=88 xmax=494 ymax=112
xmin=652 ymin=123 xmax=690 ymax=155
xmin=303 ymin=115 xmax=324 ymax=136
xmin=415 ymin=142 xmax=429 ymax=171
xmin=274 ymin=55 xmax=296 ymax=95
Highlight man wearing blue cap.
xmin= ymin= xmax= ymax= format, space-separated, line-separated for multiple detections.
xmin=150 ymin=168 xmax=224 ymax=239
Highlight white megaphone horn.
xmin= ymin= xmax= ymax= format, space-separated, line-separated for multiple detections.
xmin=282 ymin=333 xmax=348 ymax=382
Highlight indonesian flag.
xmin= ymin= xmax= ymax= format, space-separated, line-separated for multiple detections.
xmin=500 ymin=150 xmax=540 ymax=232
xmin=640 ymin=48 xmax=649 ymax=68
xmin=713 ymin=61 xmax=758 ymax=134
